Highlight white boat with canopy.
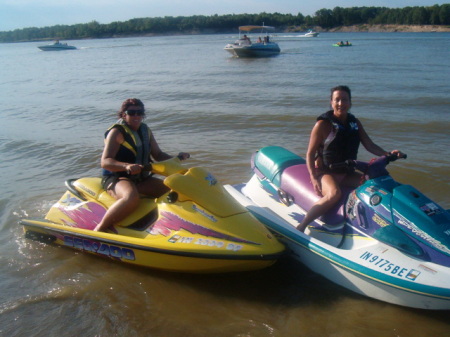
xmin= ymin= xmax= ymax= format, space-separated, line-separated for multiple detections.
xmin=224 ymin=25 xmax=280 ymax=58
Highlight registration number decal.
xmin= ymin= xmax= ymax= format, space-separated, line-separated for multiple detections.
xmin=360 ymin=251 xmax=420 ymax=281
xmin=168 ymin=235 xmax=243 ymax=251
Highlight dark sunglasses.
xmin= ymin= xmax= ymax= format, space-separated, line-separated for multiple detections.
xmin=125 ymin=110 xmax=145 ymax=116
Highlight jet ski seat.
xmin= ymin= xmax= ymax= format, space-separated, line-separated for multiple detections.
xmin=252 ymin=146 xmax=349 ymax=226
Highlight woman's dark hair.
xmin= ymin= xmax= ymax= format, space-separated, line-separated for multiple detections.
xmin=330 ymin=85 xmax=352 ymax=101
xmin=118 ymin=98 xmax=145 ymax=118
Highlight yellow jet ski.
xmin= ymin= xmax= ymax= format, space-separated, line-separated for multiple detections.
xmin=21 ymin=157 xmax=285 ymax=273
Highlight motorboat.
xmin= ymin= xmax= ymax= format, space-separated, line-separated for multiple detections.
xmin=302 ymin=30 xmax=319 ymax=37
xmin=21 ymin=157 xmax=285 ymax=273
xmin=38 ymin=40 xmax=76 ymax=51
xmin=224 ymin=25 xmax=280 ymax=57
xmin=333 ymin=41 xmax=352 ymax=47
xmin=225 ymin=146 xmax=450 ymax=309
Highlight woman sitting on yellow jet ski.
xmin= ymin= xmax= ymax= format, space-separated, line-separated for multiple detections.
xmin=94 ymin=98 xmax=189 ymax=232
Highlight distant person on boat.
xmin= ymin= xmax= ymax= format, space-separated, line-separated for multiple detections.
xmin=94 ymin=98 xmax=190 ymax=232
xmin=296 ymin=85 xmax=404 ymax=232
xmin=241 ymin=34 xmax=251 ymax=44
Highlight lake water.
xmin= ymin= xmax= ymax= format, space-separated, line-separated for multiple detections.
xmin=1 ymin=32 xmax=449 ymax=336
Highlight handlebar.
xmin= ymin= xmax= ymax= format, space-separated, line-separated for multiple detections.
xmin=177 ymin=152 xmax=190 ymax=160
xmin=386 ymin=152 xmax=407 ymax=161
xmin=127 ymin=153 xmax=190 ymax=175
xmin=328 ymin=153 xmax=407 ymax=178
xmin=142 ymin=164 xmax=153 ymax=171
xmin=133 ymin=153 xmax=190 ymax=173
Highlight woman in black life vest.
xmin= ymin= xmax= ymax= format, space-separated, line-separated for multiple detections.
xmin=296 ymin=86 xmax=404 ymax=232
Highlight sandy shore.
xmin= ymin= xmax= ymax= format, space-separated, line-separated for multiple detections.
xmin=326 ymin=24 xmax=450 ymax=33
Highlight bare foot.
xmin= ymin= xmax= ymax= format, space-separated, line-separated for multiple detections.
xmin=296 ymin=224 xmax=307 ymax=232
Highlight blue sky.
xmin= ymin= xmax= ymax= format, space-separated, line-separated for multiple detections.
xmin=0 ymin=0 xmax=447 ymax=31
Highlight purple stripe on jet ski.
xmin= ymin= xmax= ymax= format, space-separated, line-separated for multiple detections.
xmin=151 ymin=211 xmax=260 ymax=245
xmin=59 ymin=201 xmax=106 ymax=230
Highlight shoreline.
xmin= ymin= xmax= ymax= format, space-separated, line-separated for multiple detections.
xmin=3 ymin=24 xmax=450 ymax=43
xmin=317 ymin=24 xmax=450 ymax=33
xmin=116 ymin=24 xmax=450 ymax=39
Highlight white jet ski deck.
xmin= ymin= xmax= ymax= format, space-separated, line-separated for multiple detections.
xmin=226 ymin=146 xmax=450 ymax=309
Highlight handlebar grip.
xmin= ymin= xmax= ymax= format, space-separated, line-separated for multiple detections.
xmin=142 ymin=164 xmax=153 ymax=171
xmin=386 ymin=153 xmax=407 ymax=162
xmin=177 ymin=152 xmax=190 ymax=160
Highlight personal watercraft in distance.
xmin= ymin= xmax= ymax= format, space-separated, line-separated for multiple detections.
xmin=21 ymin=157 xmax=285 ymax=273
xmin=38 ymin=40 xmax=77 ymax=51
xmin=225 ymin=146 xmax=450 ymax=309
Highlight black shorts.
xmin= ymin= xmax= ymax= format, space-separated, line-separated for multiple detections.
xmin=101 ymin=173 xmax=152 ymax=191
xmin=101 ymin=175 xmax=121 ymax=191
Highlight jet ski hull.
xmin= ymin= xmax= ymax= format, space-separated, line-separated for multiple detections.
xmin=21 ymin=159 xmax=285 ymax=273
xmin=225 ymin=146 xmax=450 ymax=309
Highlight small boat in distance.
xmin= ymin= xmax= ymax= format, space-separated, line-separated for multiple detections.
xmin=224 ymin=25 xmax=280 ymax=58
xmin=38 ymin=40 xmax=77 ymax=51
xmin=333 ymin=41 xmax=352 ymax=47
xmin=302 ymin=30 xmax=319 ymax=37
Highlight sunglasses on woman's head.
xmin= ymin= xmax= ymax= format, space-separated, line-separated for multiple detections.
xmin=125 ymin=110 xmax=145 ymax=116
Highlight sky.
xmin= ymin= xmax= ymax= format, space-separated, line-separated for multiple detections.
xmin=0 ymin=0 xmax=448 ymax=31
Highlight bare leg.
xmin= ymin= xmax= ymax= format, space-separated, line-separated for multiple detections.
xmin=341 ymin=171 xmax=363 ymax=188
xmin=94 ymin=176 xmax=169 ymax=232
xmin=136 ymin=176 xmax=169 ymax=198
xmin=94 ymin=179 xmax=140 ymax=232
xmin=296 ymin=174 xmax=342 ymax=232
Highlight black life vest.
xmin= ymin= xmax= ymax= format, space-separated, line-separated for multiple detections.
xmin=317 ymin=110 xmax=360 ymax=171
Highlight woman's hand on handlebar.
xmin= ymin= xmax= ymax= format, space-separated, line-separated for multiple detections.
xmin=387 ymin=150 xmax=407 ymax=160
xmin=177 ymin=152 xmax=190 ymax=160
xmin=125 ymin=163 xmax=144 ymax=175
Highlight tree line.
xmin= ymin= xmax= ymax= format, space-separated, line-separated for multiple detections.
xmin=314 ymin=4 xmax=450 ymax=27
xmin=1 ymin=5 xmax=449 ymax=43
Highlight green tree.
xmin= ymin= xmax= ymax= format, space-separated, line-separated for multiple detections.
xmin=430 ymin=5 xmax=441 ymax=24
xmin=411 ymin=7 xmax=429 ymax=24
xmin=314 ymin=9 xmax=335 ymax=28
xmin=439 ymin=4 xmax=450 ymax=24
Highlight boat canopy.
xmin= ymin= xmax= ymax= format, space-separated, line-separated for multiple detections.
xmin=239 ymin=25 xmax=275 ymax=31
